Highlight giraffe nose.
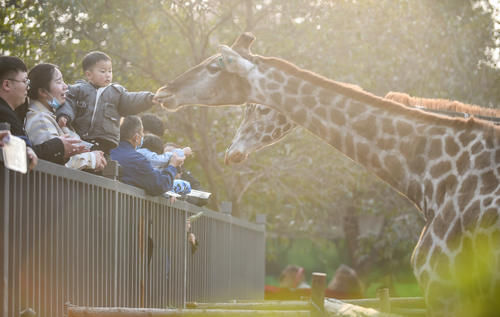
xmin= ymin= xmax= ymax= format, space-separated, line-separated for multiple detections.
xmin=224 ymin=149 xmax=248 ymax=165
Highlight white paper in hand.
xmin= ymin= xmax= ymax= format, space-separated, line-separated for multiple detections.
xmin=2 ymin=135 xmax=27 ymax=174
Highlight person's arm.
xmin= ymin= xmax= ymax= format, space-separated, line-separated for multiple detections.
xmin=65 ymin=150 xmax=107 ymax=171
xmin=31 ymin=137 xmax=66 ymax=164
xmin=137 ymin=148 xmax=173 ymax=169
xmin=114 ymin=85 xmax=155 ymax=116
xmin=133 ymin=155 xmax=178 ymax=195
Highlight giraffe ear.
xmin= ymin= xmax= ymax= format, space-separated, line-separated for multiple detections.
xmin=218 ymin=45 xmax=256 ymax=76
xmin=231 ymin=32 xmax=255 ymax=55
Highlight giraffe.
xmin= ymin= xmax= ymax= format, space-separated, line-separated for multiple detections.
xmin=155 ymin=33 xmax=500 ymax=316
xmin=225 ymin=103 xmax=297 ymax=164
xmin=226 ymin=92 xmax=500 ymax=165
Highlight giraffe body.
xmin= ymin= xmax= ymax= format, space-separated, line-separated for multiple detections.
xmin=156 ymin=33 xmax=500 ymax=316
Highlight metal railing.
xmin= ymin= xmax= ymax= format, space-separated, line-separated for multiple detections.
xmin=0 ymin=159 xmax=265 ymax=317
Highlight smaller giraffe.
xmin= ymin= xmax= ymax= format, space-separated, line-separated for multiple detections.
xmin=226 ymin=92 xmax=499 ymax=165
xmin=225 ymin=103 xmax=296 ymax=164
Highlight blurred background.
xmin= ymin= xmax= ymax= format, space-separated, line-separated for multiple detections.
xmin=3 ymin=0 xmax=499 ymax=297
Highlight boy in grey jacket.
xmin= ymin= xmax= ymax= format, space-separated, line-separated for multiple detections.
xmin=56 ymin=51 xmax=157 ymax=154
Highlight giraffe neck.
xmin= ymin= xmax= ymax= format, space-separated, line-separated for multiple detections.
xmin=245 ymin=58 xmax=495 ymax=213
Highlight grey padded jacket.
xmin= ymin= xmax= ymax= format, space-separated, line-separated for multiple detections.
xmin=56 ymin=80 xmax=154 ymax=147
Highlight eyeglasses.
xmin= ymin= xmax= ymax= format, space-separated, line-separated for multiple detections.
xmin=7 ymin=78 xmax=30 ymax=87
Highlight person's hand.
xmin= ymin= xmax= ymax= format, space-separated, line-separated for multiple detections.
xmin=186 ymin=218 xmax=191 ymax=232
xmin=93 ymin=150 xmax=107 ymax=171
xmin=169 ymin=152 xmax=185 ymax=168
xmin=152 ymin=93 xmax=161 ymax=104
xmin=57 ymin=116 xmax=67 ymax=128
xmin=169 ymin=196 xmax=177 ymax=204
xmin=0 ymin=130 xmax=10 ymax=147
xmin=183 ymin=147 xmax=193 ymax=157
xmin=188 ymin=232 xmax=196 ymax=245
xmin=26 ymin=147 xmax=38 ymax=171
xmin=59 ymin=135 xmax=89 ymax=158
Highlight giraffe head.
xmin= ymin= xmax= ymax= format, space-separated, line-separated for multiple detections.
xmin=155 ymin=33 xmax=257 ymax=111
xmin=224 ymin=103 xmax=297 ymax=165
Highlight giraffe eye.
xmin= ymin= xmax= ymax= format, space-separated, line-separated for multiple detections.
xmin=207 ymin=63 xmax=220 ymax=74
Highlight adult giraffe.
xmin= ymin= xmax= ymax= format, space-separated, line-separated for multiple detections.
xmin=225 ymin=93 xmax=500 ymax=165
xmin=156 ymin=33 xmax=500 ymax=316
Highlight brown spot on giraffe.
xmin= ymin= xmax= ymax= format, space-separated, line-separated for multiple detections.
xmin=346 ymin=100 xmax=366 ymax=118
xmin=284 ymin=77 xmax=300 ymax=95
xmin=356 ymin=142 xmax=370 ymax=163
xmin=415 ymin=232 xmax=433 ymax=268
xmin=267 ymin=82 xmax=280 ymax=90
xmin=446 ymin=217 xmax=463 ymax=252
xmin=271 ymin=92 xmax=282 ymax=106
xmin=462 ymin=201 xmax=480 ymax=233
xmin=396 ymin=120 xmax=413 ymax=137
xmin=301 ymin=83 xmax=315 ymax=95
xmin=352 ymin=116 xmax=377 ymax=140
xmin=314 ymin=105 xmax=327 ymax=118
xmin=480 ymin=171 xmax=497 ymax=195
xmin=458 ymin=130 xmax=477 ymax=147
xmin=430 ymin=161 xmax=452 ymax=179
xmin=445 ymin=136 xmax=460 ymax=157
xmin=456 ymin=151 xmax=470 ymax=176
xmin=408 ymin=180 xmax=423 ymax=204
xmin=458 ymin=175 xmax=478 ymax=208
xmin=471 ymin=141 xmax=484 ymax=155
xmin=384 ymin=155 xmax=404 ymax=185
xmin=474 ymin=151 xmax=491 ymax=169
xmin=435 ymin=175 xmax=458 ymax=206
xmin=301 ymin=95 xmax=316 ymax=108
xmin=479 ymin=208 xmax=499 ymax=229
xmin=429 ymin=139 xmax=443 ymax=160
xmin=271 ymin=70 xmax=285 ymax=83
xmin=329 ymin=108 xmax=346 ymax=126
xmin=381 ymin=118 xmax=395 ymax=134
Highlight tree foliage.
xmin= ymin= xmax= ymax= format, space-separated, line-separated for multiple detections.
xmin=2 ymin=0 xmax=499 ymax=292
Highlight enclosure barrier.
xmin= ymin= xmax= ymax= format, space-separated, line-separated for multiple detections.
xmin=1 ymin=159 xmax=265 ymax=317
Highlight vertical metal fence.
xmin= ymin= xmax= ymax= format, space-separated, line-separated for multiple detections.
xmin=0 ymin=159 xmax=265 ymax=317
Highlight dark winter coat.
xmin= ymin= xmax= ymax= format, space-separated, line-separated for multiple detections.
xmin=56 ymin=80 xmax=154 ymax=147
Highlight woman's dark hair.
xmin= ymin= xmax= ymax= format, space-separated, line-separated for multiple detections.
xmin=142 ymin=133 xmax=164 ymax=154
xmin=28 ymin=63 xmax=57 ymax=100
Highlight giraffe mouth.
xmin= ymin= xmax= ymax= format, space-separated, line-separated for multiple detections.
xmin=224 ymin=149 xmax=248 ymax=165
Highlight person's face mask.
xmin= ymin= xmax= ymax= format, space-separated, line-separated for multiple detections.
xmin=45 ymin=91 xmax=62 ymax=110
xmin=136 ymin=133 xmax=144 ymax=149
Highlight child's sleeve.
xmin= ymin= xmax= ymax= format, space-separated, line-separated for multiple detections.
xmin=56 ymin=85 xmax=78 ymax=124
xmin=115 ymin=85 xmax=155 ymax=116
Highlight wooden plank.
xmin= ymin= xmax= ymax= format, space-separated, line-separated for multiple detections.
xmin=68 ymin=307 xmax=310 ymax=317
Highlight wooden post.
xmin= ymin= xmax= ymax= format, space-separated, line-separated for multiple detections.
xmin=376 ymin=287 xmax=390 ymax=313
xmin=311 ymin=272 xmax=326 ymax=316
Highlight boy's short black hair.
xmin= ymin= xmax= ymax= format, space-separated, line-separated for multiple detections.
xmin=0 ymin=55 xmax=27 ymax=81
xmin=82 ymin=51 xmax=111 ymax=72
xmin=120 ymin=116 xmax=142 ymax=141
xmin=141 ymin=113 xmax=165 ymax=137
xmin=142 ymin=133 xmax=164 ymax=154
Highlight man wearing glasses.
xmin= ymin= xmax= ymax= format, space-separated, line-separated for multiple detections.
xmin=0 ymin=56 xmax=85 ymax=169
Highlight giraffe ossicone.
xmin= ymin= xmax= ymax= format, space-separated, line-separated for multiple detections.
xmin=156 ymin=33 xmax=500 ymax=316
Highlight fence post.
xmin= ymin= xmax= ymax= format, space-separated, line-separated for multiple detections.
xmin=377 ymin=287 xmax=390 ymax=313
xmin=311 ymin=272 xmax=326 ymax=316
xmin=1 ymin=161 xmax=9 ymax=317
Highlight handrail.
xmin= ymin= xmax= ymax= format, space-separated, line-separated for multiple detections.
xmin=1 ymin=158 xmax=265 ymax=317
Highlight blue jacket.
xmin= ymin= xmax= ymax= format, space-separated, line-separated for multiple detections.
xmin=110 ymin=141 xmax=177 ymax=196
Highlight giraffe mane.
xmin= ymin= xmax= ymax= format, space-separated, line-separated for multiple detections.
xmin=385 ymin=91 xmax=500 ymax=118
xmin=253 ymin=55 xmax=500 ymax=137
